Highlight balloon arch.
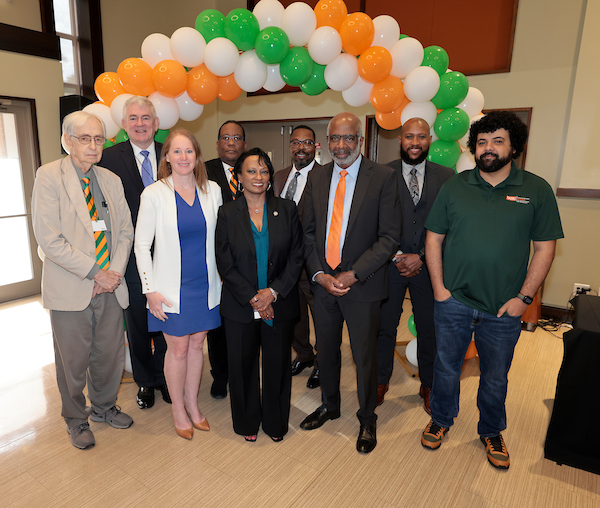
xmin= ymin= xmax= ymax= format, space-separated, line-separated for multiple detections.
xmin=88 ymin=0 xmax=484 ymax=171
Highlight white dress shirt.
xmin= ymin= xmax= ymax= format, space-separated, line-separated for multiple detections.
xmin=280 ymin=160 xmax=316 ymax=204
xmin=131 ymin=141 xmax=158 ymax=181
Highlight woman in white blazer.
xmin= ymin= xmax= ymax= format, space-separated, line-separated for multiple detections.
xmin=135 ymin=129 xmax=222 ymax=440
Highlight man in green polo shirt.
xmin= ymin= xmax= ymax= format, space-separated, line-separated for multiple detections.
xmin=420 ymin=111 xmax=563 ymax=470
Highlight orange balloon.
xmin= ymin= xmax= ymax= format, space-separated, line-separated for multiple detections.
xmin=339 ymin=12 xmax=374 ymax=56
xmin=94 ymin=72 xmax=125 ymax=106
xmin=375 ymin=109 xmax=401 ymax=131
xmin=187 ymin=64 xmax=219 ymax=105
xmin=152 ymin=60 xmax=188 ymax=98
xmin=117 ymin=58 xmax=155 ymax=96
xmin=314 ymin=0 xmax=348 ymax=30
xmin=358 ymin=46 xmax=392 ymax=84
xmin=217 ymin=74 xmax=242 ymax=102
xmin=370 ymin=76 xmax=405 ymax=114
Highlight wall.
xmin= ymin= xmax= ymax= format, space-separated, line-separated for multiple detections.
xmin=0 ymin=0 xmax=42 ymax=31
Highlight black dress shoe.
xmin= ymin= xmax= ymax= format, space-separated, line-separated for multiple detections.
xmin=306 ymin=368 xmax=320 ymax=389
xmin=300 ymin=405 xmax=340 ymax=430
xmin=291 ymin=359 xmax=314 ymax=376
xmin=136 ymin=387 xmax=155 ymax=409
xmin=356 ymin=423 xmax=377 ymax=454
xmin=156 ymin=384 xmax=171 ymax=404
xmin=210 ymin=382 xmax=227 ymax=400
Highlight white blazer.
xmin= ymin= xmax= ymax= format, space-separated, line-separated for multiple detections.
xmin=134 ymin=176 xmax=222 ymax=313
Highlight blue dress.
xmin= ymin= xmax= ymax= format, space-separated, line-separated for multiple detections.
xmin=148 ymin=190 xmax=221 ymax=336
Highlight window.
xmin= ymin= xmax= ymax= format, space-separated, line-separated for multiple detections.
xmin=53 ymin=0 xmax=81 ymax=95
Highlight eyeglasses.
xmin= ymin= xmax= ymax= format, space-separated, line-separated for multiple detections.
xmin=219 ymin=135 xmax=244 ymax=143
xmin=71 ymin=135 xmax=106 ymax=146
xmin=290 ymin=139 xmax=315 ymax=149
xmin=328 ymin=134 xmax=359 ymax=144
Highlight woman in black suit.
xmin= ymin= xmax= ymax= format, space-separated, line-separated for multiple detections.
xmin=216 ymin=148 xmax=304 ymax=442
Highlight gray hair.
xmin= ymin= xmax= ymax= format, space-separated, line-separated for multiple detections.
xmin=122 ymin=96 xmax=158 ymax=121
xmin=61 ymin=111 xmax=105 ymax=154
xmin=327 ymin=116 xmax=363 ymax=139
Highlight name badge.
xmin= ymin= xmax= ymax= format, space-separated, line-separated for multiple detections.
xmin=92 ymin=220 xmax=107 ymax=232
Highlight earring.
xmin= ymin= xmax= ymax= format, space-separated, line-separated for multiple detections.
xmin=238 ymin=182 xmax=244 ymax=192
xmin=267 ymin=181 xmax=272 ymax=191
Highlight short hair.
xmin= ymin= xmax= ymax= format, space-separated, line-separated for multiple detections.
xmin=61 ymin=111 xmax=105 ymax=154
xmin=291 ymin=125 xmax=316 ymax=140
xmin=467 ymin=110 xmax=528 ymax=159
xmin=234 ymin=147 xmax=275 ymax=196
xmin=122 ymin=96 xmax=158 ymax=122
xmin=157 ymin=128 xmax=209 ymax=193
xmin=218 ymin=120 xmax=246 ymax=141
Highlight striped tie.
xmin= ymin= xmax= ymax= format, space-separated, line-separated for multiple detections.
xmin=82 ymin=177 xmax=109 ymax=269
xmin=229 ymin=167 xmax=238 ymax=200
xmin=326 ymin=170 xmax=348 ymax=269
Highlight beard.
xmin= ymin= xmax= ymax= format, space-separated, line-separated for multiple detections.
xmin=476 ymin=152 xmax=512 ymax=173
xmin=292 ymin=150 xmax=314 ymax=169
xmin=400 ymin=146 xmax=429 ymax=166
xmin=331 ymin=143 xmax=362 ymax=168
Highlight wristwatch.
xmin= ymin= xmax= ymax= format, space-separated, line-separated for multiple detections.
xmin=517 ymin=292 xmax=533 ymax=305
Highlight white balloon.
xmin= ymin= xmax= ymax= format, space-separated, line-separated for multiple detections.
xmin=406 ymin=338 xmax=418 ymax=367
xmin=148 ymin=92 xmax=180 ymax=130
xmin=390 ymin=37 xmax=424 ymax=79
xmin=264 ymin=64 xmax=286 ymax=92
xmin=400 ymin=101 xmax=438 ymax=127
xmin=234 ymin=50 xmax=268 ymax=92
xmin=141 ymin=33 xmax=173 ymax=69
xmin=204 ymin=37 xmax=240 ymax=77
xmin=175 ymin=91 xmax=204 ymax=122
xmin=456 ymin=150 xmax=475 ymax=173
xmin=170 ymin=27 xmax=206 ymax=68
xmin=281 ymin=2 xmax=317 ymax=47
xmin=372 ymin=15 xmax=400 ymax=50
xmin=109 ymin=93 xmax=134 ymax=126
xmin=253 ymin=0 xmax=284 ymax=30
xmin=458 ymin=113 xmax=485 ymax=148
xmin=404 ymin=66 xmax=440 ymax=102
xmin=324 ymin=53 xmax=358 ymax=92
xmin=457 ymin=87 xmax=485 ymax=119
xmin=83 ymin=103 xmax=120 ymax=139
xmin=430 ymin=128 xmax=439 ymax=143
xmin=307 ymin=26 xmax=342 ymax=66
xmin=342 ymin=76 xmax=373 ymax=107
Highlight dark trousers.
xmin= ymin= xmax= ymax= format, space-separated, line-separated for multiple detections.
xmin=291 ymin=269 xmax=318 ymax=368
xmin=207 ymin=325 xmax=228 ymax=389
xmin=224 ymin=317 xmax=294 ymax=437
xmin=377 ymin=263 xmax=436 ymax=387
xmin=313 ymin=293 xmax=381 ymax=426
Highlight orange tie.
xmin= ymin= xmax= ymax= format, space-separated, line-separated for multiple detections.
xmin=326 ymin=170 xmax=348 ymax=269
xmin=229 ymin=167 xmax=238 ymax=200
xmin=82 ymin=177 xmax=109 ymax=269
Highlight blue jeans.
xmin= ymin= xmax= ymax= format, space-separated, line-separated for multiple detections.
xmin=430 ymin=296 xmax=521 ymax=437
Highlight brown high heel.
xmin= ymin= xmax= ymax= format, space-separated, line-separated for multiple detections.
xmin=175 ymin=425 xmax=194 ymax=440
xmin=192 ymin=417 xmax=210 ymax=431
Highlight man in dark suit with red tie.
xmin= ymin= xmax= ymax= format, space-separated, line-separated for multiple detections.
xmin=100 ymin=96 xmax=170 ymax=410
xmin=299 ymin=112 xmax=401 ymax=454
xmin=273 ymin=125 xmax=322 ymax=389
xmin=204 ymin=120 xmax=247 ymax=399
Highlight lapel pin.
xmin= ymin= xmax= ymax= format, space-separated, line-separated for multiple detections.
xmin=273 ymin=211 xmax=278 ymax=216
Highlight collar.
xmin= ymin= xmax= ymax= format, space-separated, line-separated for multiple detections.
xmin=221 ymin=160 xmax=234 ymax=171
xmin=130 ymin=140 xmax=156 ymax=159
xmin=468 ymin=161 xmax=523 ymax=188
xmin=292 ymin=159 xmax=316 ymax=176
xmin=401 ymin=159 xmax=426 ymax=177
xmin=333 ymin=154 xmax=362 ymax=179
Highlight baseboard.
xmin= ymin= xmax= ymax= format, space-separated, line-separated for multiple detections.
xmin=541 ymin=304 xmax=573 ymax=324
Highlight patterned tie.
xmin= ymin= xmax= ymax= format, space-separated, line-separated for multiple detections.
xmin=284 ymin=170 xmax=301 ymax=201
xmin=326 ymin=170 xmax=348 ymax=269
xmin=229 ymin=167 xmax=238 ymax=200
xmin=82 ymin=177 xmax=109 ymax=269
xmin=140 ymin=150 xmax=154 ymax=187
xmin=409 ymin=167 xmax=420 ymax=205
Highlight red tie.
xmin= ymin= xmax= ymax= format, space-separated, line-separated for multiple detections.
xmin=326 ymin=170 xmax=348 ymax=269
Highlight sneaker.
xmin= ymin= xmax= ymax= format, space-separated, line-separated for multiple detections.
xmin=90 ymin=405 xmax=133 ymax=429
xmin=421 ymin=419 xmax=449 ymax=450
xmin=480 ymin=434 xmax=510 ymax=469
xmin=66 ymin=422 xmax=95 ymax=450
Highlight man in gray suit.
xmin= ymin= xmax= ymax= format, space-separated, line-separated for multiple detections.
xmin=376 ymin=117 xmax=454 ymax=412
xmin=32 ymin=111 xmax=134 ymax=449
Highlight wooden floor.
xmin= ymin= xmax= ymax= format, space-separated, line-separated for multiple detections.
xmin=0 ymin=295 xmax=598 ymax=507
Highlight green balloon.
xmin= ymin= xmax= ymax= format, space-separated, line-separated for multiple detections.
xmin=154 ymin=129 xmax=169 ymax=144
xmin=427 ymin=139 xmax=461 ymax=168
xmin=398 ymin=34 xmax=409 ymax=40
xmin=195 ymin=9 xmax=225 ymax=43
xmin=408 ymin=314 xmax=417 ymax=338
xmin=225 ymin=9 xmax=259 ymax=51
xmin=433 ymin=107 xmax=470 ymax=142
xmin=422 ymin=46 xmax=449 ymax=76
xmin=300 ymin=64 xmax=327 ymax=95
xmin=254 ymin=27 xmax=290 ymax=65
xmin=103 ymin=138 xmax=115 ymax=149
xmin=432 ymin=71 xmax=469 ymax=109
xmin=280 ymin=47 xmax=314 ymax=87
xmin=115 ymin=129 xmax=129 ymax=144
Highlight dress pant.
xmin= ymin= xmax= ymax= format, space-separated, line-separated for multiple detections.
xmin=50 ymin=292 xmax=125 ymax=426
xmin=224 ymin=317 xmax=293 ymax=437
xmin=313 ymin=292 xmax=381 ymax=426
xmin=207 ymin=325 xmax=229 ymax=390
xmin=377 ymin=262 xmax=436 ymax=387
xmin=291 ymin=268 xmax=318 ymax=368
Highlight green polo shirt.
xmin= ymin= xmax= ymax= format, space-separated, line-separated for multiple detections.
xmin=425 ymin=162 xmax=563 ymax=316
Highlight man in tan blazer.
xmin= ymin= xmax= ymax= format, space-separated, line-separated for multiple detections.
xmin=32 ymin=111 xmax=134 ymax=450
